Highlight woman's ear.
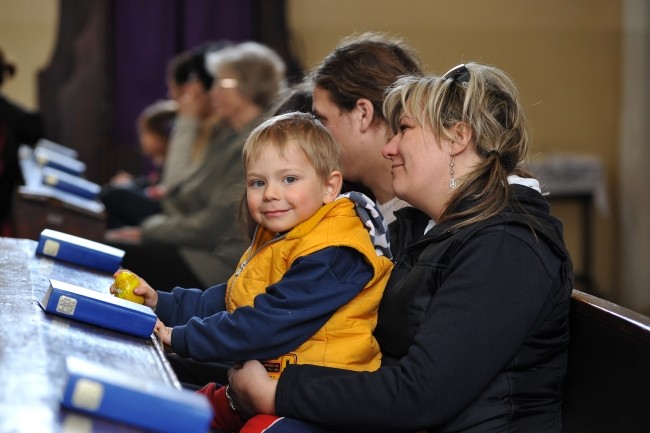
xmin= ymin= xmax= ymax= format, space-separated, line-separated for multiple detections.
xmin=322 ymin=171 xmax=343 ymax=204
xmin=449 ymin=122 xmax=473 ymax=156
xmin=355 ymin=98 xmax=375 ymax=133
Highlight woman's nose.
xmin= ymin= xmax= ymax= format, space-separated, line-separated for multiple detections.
xmin=382 ymin=134 xmax=399 ymax=160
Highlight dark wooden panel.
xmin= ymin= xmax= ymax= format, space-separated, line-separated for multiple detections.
xmin=562 ymin=290 xmax=650 ymax=433
xmin=13 ymin=190 xmax=106 ymax=241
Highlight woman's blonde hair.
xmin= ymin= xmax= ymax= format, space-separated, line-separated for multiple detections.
xmin=384 ymin=63 xmax=533 ymax=228
xmin=242 ymin=111 xmax=341 ymax=182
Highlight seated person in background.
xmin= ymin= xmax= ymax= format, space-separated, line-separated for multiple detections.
xmin=161 ymin=40 xmax=232 ymax=194
xmin=227 ymin=64 xmax=573 ymax=433
xmin=115 ymin=112 xmax=393 ymax=432
xmin=105 ymin=41 xmax=286 ymax=291
xmin=0 ymin=46 xmax=44 ymax=235
xmin=100 ymin=99 xmax=177 ymax=228
xmin=102 ymin=41 xmax=228 ymax=230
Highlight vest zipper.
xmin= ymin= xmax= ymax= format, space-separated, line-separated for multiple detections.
xmin=225 ymin=230 xmax=287 ymax=308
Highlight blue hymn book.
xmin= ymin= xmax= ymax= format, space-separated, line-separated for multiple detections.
xmin=36 ymin=229 xmax=125 ymax=273
xmin=61 ymin=357 xmax=213 ymax=433
xmin=34 ymin=145 xmax=86 ymax=175
xmin=40 ymin=279 xmax=156 ymax=338
xmin=41 ymin=166 xmax=101 ymax=200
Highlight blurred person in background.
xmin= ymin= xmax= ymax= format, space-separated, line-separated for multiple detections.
xmin=0 ymin=46 xmax=44 ymax=235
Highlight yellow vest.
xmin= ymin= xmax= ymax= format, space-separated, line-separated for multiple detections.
xmin=225 ymin=198 xmax=393 ymax=378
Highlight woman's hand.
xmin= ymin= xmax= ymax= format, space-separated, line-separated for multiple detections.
xmin=179 ymin=80 xmax=210 ymax=119
xmin=109 ymin=170 xmax=134 ymax=186
xmin=104 ymin=226 xmax=143 ymax=245
xmin=227 ymin=361 xmax=277 ymax=419
xmin=111 ymin=269 xmax=158 ymax=309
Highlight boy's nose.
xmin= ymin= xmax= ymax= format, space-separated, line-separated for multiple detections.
xmin=263 ymin=183 xmax=279 ymax=200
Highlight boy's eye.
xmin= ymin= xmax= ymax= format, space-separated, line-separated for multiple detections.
xmin=283 ymin=176 xmax=298 ymax=184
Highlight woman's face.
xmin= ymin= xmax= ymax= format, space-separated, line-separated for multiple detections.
xmin=382 ymin=114 xmax=452 ymax=221
xmin=210 ymin=67 xmax=249 ymax=123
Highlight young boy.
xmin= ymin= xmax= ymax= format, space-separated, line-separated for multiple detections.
xmin=117 ymin=112 xmax=393 ymax=431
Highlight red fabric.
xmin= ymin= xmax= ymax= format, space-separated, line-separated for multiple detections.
xmin=240 ymin=414 xmax=283 ymax=433
xmin=196 ymin=382 xmax=245 ymax=432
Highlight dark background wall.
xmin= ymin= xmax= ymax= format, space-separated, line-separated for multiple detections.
xmin=37 ymin=0 xmax=300 ymax=183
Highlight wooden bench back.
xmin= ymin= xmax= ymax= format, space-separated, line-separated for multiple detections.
xmin=562 ymin=290 xmax=650 ymax=432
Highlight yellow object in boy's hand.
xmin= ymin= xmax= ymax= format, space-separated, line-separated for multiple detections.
xmin=113 ymin=271 xmax=144 ymax=304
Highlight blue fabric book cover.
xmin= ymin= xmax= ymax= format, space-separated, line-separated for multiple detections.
xmin=40 ymin=279 xmax=156 ymax=338
xmin=35 ymin=138 xmax=79 ymax=159
xmin=61 ymin=357 xmax=212 ymax=433
xmin=41 ymin=166 xmax=101 ymax=200
xmin=34 ymin=145 xmax=86 ymax=175
xmin=36 ymin=229 xmax=125 ymax=273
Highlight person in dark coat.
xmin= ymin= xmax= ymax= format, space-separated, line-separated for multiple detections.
xmin=0 ymin=47 xmax=44 ymax=235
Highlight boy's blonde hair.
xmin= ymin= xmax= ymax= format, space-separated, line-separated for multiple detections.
xmin=243 ymin=111 xmax=341 ymax=181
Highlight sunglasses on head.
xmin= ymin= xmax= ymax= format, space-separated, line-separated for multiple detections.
xmin=443 ymin=64 xmax=470 ymax=88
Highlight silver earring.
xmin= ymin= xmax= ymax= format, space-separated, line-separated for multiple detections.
xmin=449 ymin=155 xmax=457 ymax=189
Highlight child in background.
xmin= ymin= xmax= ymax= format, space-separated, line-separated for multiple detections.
xmin=115 ymin=111 xmax=393 ymax=431
xmin=100 ymin=100 xmax=177 ymax=229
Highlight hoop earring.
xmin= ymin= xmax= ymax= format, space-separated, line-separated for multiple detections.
xmin=449 ymin=155 xmax=457 ymax=189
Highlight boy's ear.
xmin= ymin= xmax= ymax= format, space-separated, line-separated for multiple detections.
xmin=322 ymin=171 xmax=343 ymax=204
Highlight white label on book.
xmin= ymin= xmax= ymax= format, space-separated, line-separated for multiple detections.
xmin=56 ymin=295 xmax=77 ymax=315
xmin=43 ymin=239 xmax=60 ymax=256
xmin=45 ymin=174 xmax=59 ymax=186
xmin=72 ymin=378 xmax=104 ymax=411
xmin=61 ymin=413 xmax=93 ymax=433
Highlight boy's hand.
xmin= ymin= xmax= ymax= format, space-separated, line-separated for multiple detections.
xmin=154 ymin=318 xmax=172 ymax=347
xmin=111 ymin=269 xmax=158 ymax=309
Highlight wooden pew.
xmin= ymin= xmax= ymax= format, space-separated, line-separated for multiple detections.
xmin=562 ymin=290 xmax=650 ymax=432
xmin=13 ymin=144 xmax=106 ymax=242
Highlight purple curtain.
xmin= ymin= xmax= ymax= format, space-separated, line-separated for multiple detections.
xmin=113 ymin=0 xmax=254 ymax=149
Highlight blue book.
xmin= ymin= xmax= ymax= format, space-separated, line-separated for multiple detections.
xmin=61 ymin=357 xmax=212 ymax=433
xmin=40 ymin=279 xmax=156 ymax=338
xmin=36 ymin=229 xmax=125 ymax=273
xmin=42 ymin=166 xmax=101 ymax=200
xmin=35 ymin=145 xmax=86 ymax=175
xmin=35 ymin=138 xmax=79 ymax=159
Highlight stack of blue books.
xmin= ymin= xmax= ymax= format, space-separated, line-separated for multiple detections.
xmin=32 ymin=140 xmax=104 ymax=202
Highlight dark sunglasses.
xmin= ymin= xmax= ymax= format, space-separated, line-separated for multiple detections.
xmin=443 ymin=64 xmax=470 ymax=88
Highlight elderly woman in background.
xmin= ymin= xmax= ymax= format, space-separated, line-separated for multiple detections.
xmin=228 ymin=63 xmax=573 ymax=433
